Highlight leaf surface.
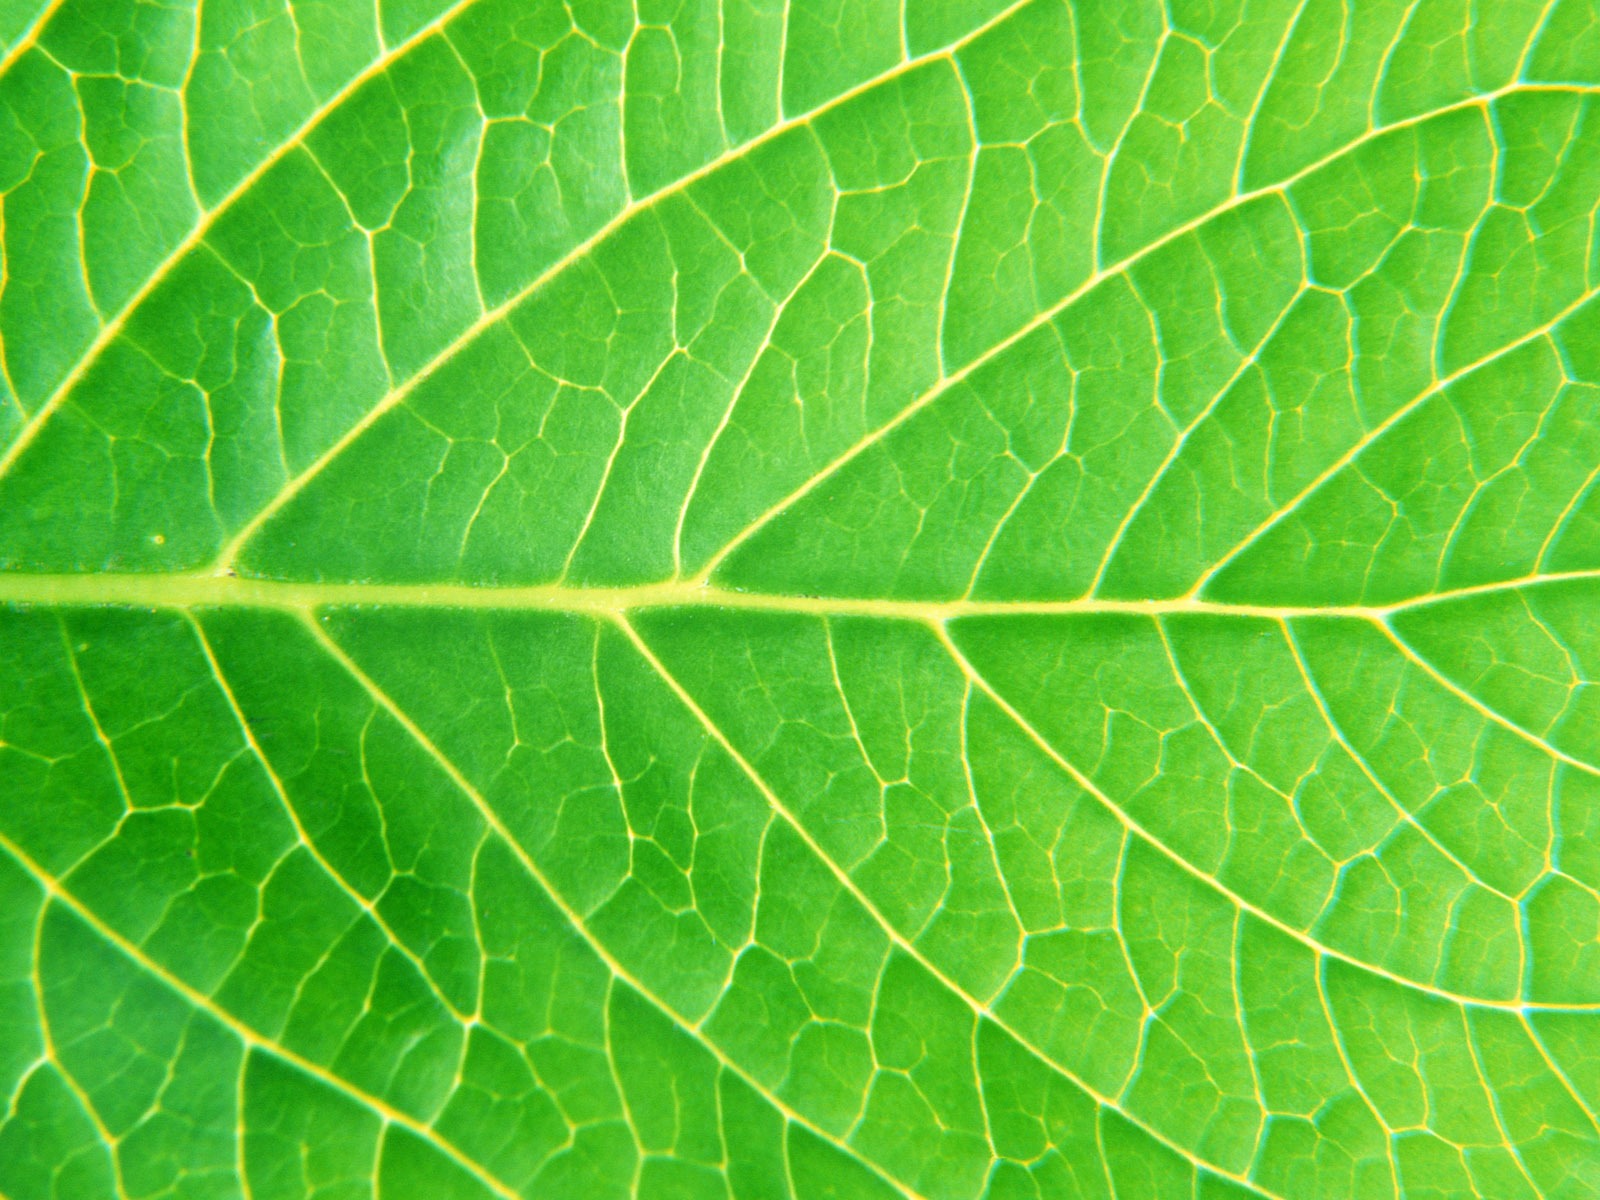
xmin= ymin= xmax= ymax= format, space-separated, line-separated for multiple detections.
xmin=2 ymin=1 xmax=1600 ymax=1197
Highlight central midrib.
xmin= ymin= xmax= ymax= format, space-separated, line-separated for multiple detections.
xmin=0 ymin=567 xmax=1590 ymax=617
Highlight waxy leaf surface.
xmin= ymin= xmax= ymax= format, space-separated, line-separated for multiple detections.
xmin=2 ymin=0 xmax=1600 ymax=1197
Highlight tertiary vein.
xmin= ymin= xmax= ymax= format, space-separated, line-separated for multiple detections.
xmin=207 ymin=0 xmax=1039 ymax=568
xmin=615 ymin=614 xmax=1282 ymax=1198
xmin=0 ymin=0 xmax=487 ymax=474
xmin=298 ymin=614 xmax=929 ymax=1200
xmin=694 ymin=81 xmax=1600 ymax=586
xmin=0 ymin=830 xmax=527 ymax=1200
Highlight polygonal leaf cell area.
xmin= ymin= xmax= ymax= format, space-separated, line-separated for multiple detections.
xmin=1 ymin=0 xmax=1600 ymax=1198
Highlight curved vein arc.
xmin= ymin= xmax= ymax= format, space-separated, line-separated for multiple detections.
xmin=0 ymin=830 xmax=524 ymax=1200
xmin=0 ymin=0 xmax=486 ymax=481
xmin=1464 ymin=1009 xmax=1550 ymax=1196
xmin=615 ymin=613 xmax=1283 ymax=1200
xmin=185 ymin=611 xmax=477 ymax=1024
xmin=1084 ymin=267 xmax=1312 ymax=598
xmin=1190 ymin=285 xmax=1600 ymax=599
xmin=1520 ymin=1014 xmax=1600 ymax=1140
xmin=0 ymin=0 xmax=69 ymax=78
xmin=296 ymin=613 xmax=930 ymax=1200
xmin=213 ymin=0 xmax=1038 ymax=570
xmin=1281 ymin=618 xmax=1532 ymax=916
xmin=695 ymin=82 xmax=1600 ymax=584
xmin=1311 ymin=956 xmax=1404 ymax=1191
xmin=1378 ymin=619 xmax=1600 ymax=782
xmin=28 ymin=901 xmax=133 ymax=1200
xmin=934 ymin=623 xmax=1600 ymax=1015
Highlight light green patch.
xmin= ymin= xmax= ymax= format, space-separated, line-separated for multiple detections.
xmin=0 ymin=0 xmax=1598 ymax=1196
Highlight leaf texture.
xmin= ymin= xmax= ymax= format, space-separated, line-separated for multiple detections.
xmin=2 ymin=0 xmax=1600 ymax=1197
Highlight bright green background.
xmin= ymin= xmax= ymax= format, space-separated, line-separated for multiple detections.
xmin=2 ymin=0 xmax=1600 ymax=1196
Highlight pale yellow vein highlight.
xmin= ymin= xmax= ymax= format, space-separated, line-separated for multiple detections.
xmin=0 ymin=565 xmax=1597 ymax=618
xmin=299 ymin=613 xmax=931 ymax=1200
xmin=1380 ymin=619 xmax=1600 ymax=782
xmin=1188 ymin=286 xmax=1600 ymax=598
xmin=0 ymin=0 xmax=487 ymax=479
xmin=211 ymin=0 xmax=1040 ymax=569
xmin=0 ymin=0 xmax=69 ymax=78
xmin=187 ymin=611 xmax=477 ymax=1023
xmin=616 ymin=613 xmax=1287 ymax=1200
xmin=935 ymin=624 xmax=1600 ymax=1015
xmin=695 ymin=81 xmax=1600 ymax=585
xmin=0 ymin=829 xmax=525 ymax=1200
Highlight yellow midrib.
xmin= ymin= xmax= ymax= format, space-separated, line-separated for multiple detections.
xmin=0 ymin=568 xmax=1587 ymax=618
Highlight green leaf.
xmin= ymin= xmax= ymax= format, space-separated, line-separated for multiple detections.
xmin=1 ymin=0 xmax=1599 ymax=1197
